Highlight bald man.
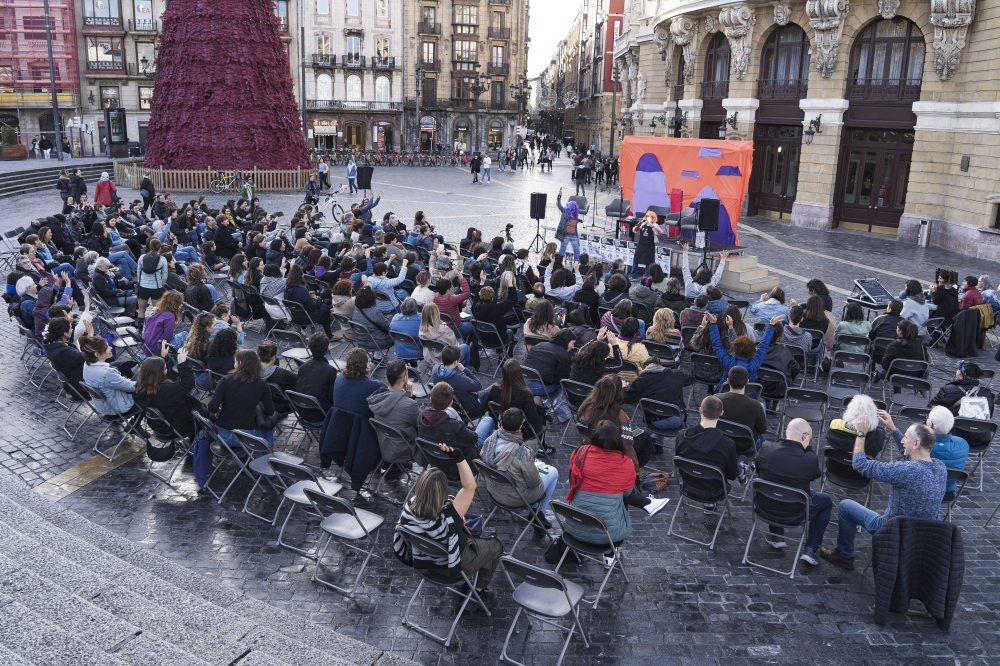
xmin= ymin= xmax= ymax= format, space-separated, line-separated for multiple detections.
xmin=754 ymin=418 xmax=832 ymax=567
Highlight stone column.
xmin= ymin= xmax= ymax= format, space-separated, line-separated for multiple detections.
xmin=722 ymin=98 xmax=759 ymax=140
xmin=677 ymin=99 xmax=704 ymax=138
xmin=789 ymin=98 xmax=849 ymax=229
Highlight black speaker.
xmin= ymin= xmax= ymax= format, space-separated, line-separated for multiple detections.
xmin=530 ymin=192 xmax=547 ymax=219
xmin=357 ymin=166 xmax=374 ymax=190
xmin=698 ymin=198 xmax=720 ymax=232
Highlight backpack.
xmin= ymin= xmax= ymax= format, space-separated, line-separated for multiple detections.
xmin=141 ymin=254 xmax=161 ymax=276
xmin=7 ymin=294 xmax=23 ymax=323
xmin=957 ymin=385 xmax=991 ymax=420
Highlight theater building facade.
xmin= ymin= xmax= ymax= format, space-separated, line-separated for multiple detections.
xmin=613 ymin=0 xmax=1000 ymax=259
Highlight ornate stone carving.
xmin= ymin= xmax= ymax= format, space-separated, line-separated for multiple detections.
xmin=617 ymin=58 xmax=632 ymax=107
xmin=670 ymin=15 xmax=700 ymax=83
xmin=930 ymin=0 xmax=976 ymax=80
xmin=876 ymin=0 xmax=899 ymax=18
xmin=772 ymin=2 xmax=791 ymax=25
xmin=636 ymin=71 xmax=647 ymax=110
xmin=627 ymin=50 xmax=640 ymax=106
xmin=653 ymin=25 xmax=675 ymax=86
xmin=718 ymin=4 xmax=756 ymax=80
xmin=704 ymin=15 xmax=717 ymax=33
xmin=806 ymin=0 xmax=850 ymax=78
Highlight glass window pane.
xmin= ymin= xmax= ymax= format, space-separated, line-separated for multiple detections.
xmin=375 ymin=76 xmax=390 ymax=102
xmin=772 ymin=146 xmax=785 ymax=195
xmin=893 ymin=153 xmax=911 ymax=209
xmin=786 ymin=146 xmax=800 ymax=197
xmin=907 ymin=42 xmax=924 ymax=83
xmin=844 ymin=150 xmax=862 ymax=203
xmin=377 ymin=0 xmax=388 ymax=17
xmin=876 ymin=19 xmax=895 ymax=38
xmin=347 ymin=75 xmax=361 ymax=100
xmin=868 ymin=130 xmax=881 ymax=142
xmin=852 ymin=129 xmax=864 ymax=141
xmin=316 ymin=74 xmax=333 ymax=100
xmin=762 ymin=146 xmax=775 ymax=193
xmin=878 ymin=153 xmax=894 ymax=207
xmin=347 ymin=0 xmax=358 ymax=15
xmin=888 ymin=43 xmax=904 ymax=84
xmin=871 ymin=43 xmax=887 ymax=83
xmin=859 ymin=152 xmax=877 ymax=205
xmin=853 ymin=43 xmax=869 ymax=82
xmin=318 ymin=0 xmax=329 ymax=13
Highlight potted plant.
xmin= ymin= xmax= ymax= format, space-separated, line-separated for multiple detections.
xmin=0 ymin=126 xmax=27 ymax=161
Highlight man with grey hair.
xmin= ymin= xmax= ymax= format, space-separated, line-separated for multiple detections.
xmin=755 ymin=418 xmax=832 ymax=565
xmin=925 ymin=405 xmax=969 ymax=498
xmin=820 ymin=410 xmax=947 ymax=570
xmin=92 ymin=256 xmax=138 ymax=317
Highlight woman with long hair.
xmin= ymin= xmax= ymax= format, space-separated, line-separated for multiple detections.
xmin=524 ymin=299 xmax=560 ymax=340
xmin=143 ymin=290 xmax=184 ymax=356
xmin=647 ymin=307 xmax=680 ymax=344
xmin=659 ymin=276 xmax=687 ymax=314
xmin=577 ymin=375 xmax=652 ymax=469
xmin=284 ymin=262 xmax=334 ymax=337
xmin=184 ymin=312 xmax=216 ymax=362
xmin=609 ymin=317 xmax=648 ymax=383
xmin=207 ymin=349 xmax=276 ymax=446
xmin=351 ymin=284 xmax=391 ymax=356
xmin=537 ymin=241 xmax=558 ymax=277
xmin=134 ymin=345 xmax=203 ymax=437
xmin=183 ymin=262 xmax=215 ymax=313
xmin=723 ymin=304 xmax=756 ymax=343
xmin=876 ymin=319 xmax=929 ymax=381
xmin=485 ymin=359 xmax=547 ymax=437
xmin=419 ymin=302 xmax=463 ymax=366
xmin=206 ymin=327 xmax=238 ymax=376
xmin=569 ymin=330 xmax=624 ymax=384
xmin=833 ymin=301 xmax=872 ymax=352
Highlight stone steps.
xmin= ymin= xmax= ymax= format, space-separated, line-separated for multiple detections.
xmin=718 ymin=254 xmax=780 ymax=293
xmin=0 ymin=161 xmax=114 ymax=199
xmin=0 ymin=470 xmax=417 ymax=666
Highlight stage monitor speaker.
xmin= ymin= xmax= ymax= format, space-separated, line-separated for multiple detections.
xmin=357 ymin=166 xmax=374 ymax=190
xmin=698 ymin=198 xmax=720 ymax=232
xmin=530 ymin=192 xmax=547 ymax=219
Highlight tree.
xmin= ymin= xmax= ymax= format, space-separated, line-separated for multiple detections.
xmin=144 ymin=0 xmax=309 ymax=169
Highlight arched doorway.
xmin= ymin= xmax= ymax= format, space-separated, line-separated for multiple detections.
xmin=343 ymin=121 xmax=365 ymax=149
xmin=38 ymin=113 xmax=66 ymax=143
xmin=699 ymin=32 xmax=729 ymax=139
xmin=835 ymin=17 xmax=924 ymax=232
xmin=419 ymin=115 xmax=437 ymax=152
xmin=749 ymin=24 xmax=810 ymax=216
xmin=487 ymin=120 xmax=503 ymax=150
xmin=374 ymin=121 xmax=393 ymax=151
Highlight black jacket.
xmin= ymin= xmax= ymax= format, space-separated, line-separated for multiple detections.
xmin=826 ymin=426 xmax=886 ymax=458
xmin=295 ymin=359 xmax=338 ymax=413
xmin=932 ymin=286 xmax=960 ymax=326
xmin=45 ymin=341 xmax=85 ymax=395
xmin=471 ymin=290 xmax=518 ymax=344
xmin=484 ymin=383 xmax=546 ymax=436
xmin=417 ymin=409 xmax=479 ymax=479
xmin=134 ymin=362 xmax=199 ymax=437
xmin=69 ymin=174 xmax=87 ymax=199
xmin=872 ymin=516 xmax=964 ymax=630
xmin=184 ymin=283 xmax=215 ymax=313
xmin=263 ymin=365 xmax=298 ymax=414
xmin=56 ymin=178 xmax=71 ymax=200
xmin=523 ymin=340 xmax=572 ymax=386
xmin=431 ymin=365 xmax=485 ymax=418
xmin=675 ymin=424 xmax=738 ymax=498
xmin=659 ymin=292 xmax=688 ymax=315
xmin=882 ymin=337 xmax=929 ymax=374
xmin=623 ymin=363 xmax=694 ymax=411
xmin=139 ymin=177 xmax=155 ymax=198
xmin=214 ymin=225 xmax=240 ymax=259
xmin=573 ymin=287 xmax=601 ymax=327
xmin=869 ymin=313 xmax=903 ymax=341
xmin=93 ymin=269 xmax=123 ymax=304
xmin=86 ymin=234 xmax=112 ymax=257
xmin=945 ymin=308 xmax=980 ymax=358
xmin=755 ymin=438 xmax=821 ymax=520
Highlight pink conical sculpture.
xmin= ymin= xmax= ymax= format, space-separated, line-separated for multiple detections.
xmin=144 ymin=0 xmax=309 ymax=169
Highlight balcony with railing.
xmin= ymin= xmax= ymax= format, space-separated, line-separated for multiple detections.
xmin=757 ymin=78 xmax=808 ymax=100
xmin=488 ymin=63 xmax=508 ymax=76
xmin=418 ymin=21 xmax=441 ymax=35
xmin=845 ymin=78 xmax=921 ymax=102
xmin=312 ymin=54 xmax=337 ymax=67
xmin=452 ymin=97 xmax=476 ymax=109
xmin=87 ymin=59 xmax=125 ymax=73
xmin=341 ymin=55 xmax=366 ymax=68
xmin=128 ymin=18 xmax=157 ymax=32
xmin=83 ymin=15 xmax=123 ymax=30
xmin=699 ymin=79 xmax=729 ymax=100
xmin=420 ymin=59 xmax=441 ymax=72
xmin=126 ymin=62 xmax=154 ymax=76
xmin=372 ymin=57 xmax=396 ymax=70
xmin=488 ymin=27 xmax=511 ymax=39
xmin=306 ymin=100 xmax=403 ymax=111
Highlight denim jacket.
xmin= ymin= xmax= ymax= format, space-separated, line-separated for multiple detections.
xmin=82 ymin=361 xmax=135 ymax=415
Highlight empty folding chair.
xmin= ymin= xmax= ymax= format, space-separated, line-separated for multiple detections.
xmin=53 ymin=370 xmax=97 ymax=440
xmin=832 ymin=350 xmax=872 ymax=375
xmin=826 ymin=369 xmax=869 ymax=409
xmin=473 ymin=460 xmax=552 ymax=556
xmin=953 ymin=417 xmax=999 ymax=491
xmin=638 ymin=398 xmax=684 ymax=454
xmin=499 ymin=556 xmax=590 ymax=666
xmin=268 ymin=458 xmax=344 ymax=558
xmin=398 ymin=527 xmax=491 ymax=646
xmin=303 ymin=488 xmax=384 ymax=597
xmin=668 ymin=456 xmax=735 ymax=550
xmin=79 ymin=383 xmax=147 ymax=461
xmin=882 ymin=359 xmax=929 ymax=400
xmin=549 ymin=499 xmax=629 ymax=609
xmin=887 ymin=375 xmax=931 ymax=413
xmin=368 ymin=418 xmax=419 ymax=504
xmin=942 ymin=469 xmax=969 ymax=522
xmin=283 ymin=390 xmax=329 ymax=456
xmin=559 ymin=379 xmax=595 ymax=446
xmin=142 ymin=407 xmax=193 ymax=487
xmin=472 ymin=320 xmax=516 ymax=377
xmin=234 ymin=429 xmax=305 ymax=523
xmin=270 ymin=328 xmax=312 ymax=370
xmin=688 ymin=353 xmax=723 ymax=408
xmin=741 ymin=479 xmax=811 ymax=579
xmin=779 ymin=388 xmax=829 ymax=441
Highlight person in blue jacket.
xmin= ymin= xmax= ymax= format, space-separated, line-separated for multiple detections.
xmin=358 ymin=191 xmax=382 ymax=224
xmin=346 ymin=158 xmax=358 ymax=194
xmin=388 ymin=298 xmax=423 ymax=361
xmin=925 ymin=405 xmax=969 ymax=496
xmin=705 ymin=311 xmax=784 ymax=392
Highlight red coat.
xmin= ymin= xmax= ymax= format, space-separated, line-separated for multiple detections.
xmin=94 ymin=179 xmax=117 ymax=206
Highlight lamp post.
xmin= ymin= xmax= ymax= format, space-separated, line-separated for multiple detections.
xmin=647 ymin=113 xmax=667 ymax=133
xmin=139 ymin=55 xmax=155 ymax=79
xmin=510 ymin=74 xmax=530 ymax=139
xmin=469 ymin=63 xmax=492 ymax=153
xmin=41 ymin=0 xmax=63 ymax=161
xmin=414 ymin=66 xmax=425 ymax=152
xmin=608 ymin=67 xmax=618 ymax=158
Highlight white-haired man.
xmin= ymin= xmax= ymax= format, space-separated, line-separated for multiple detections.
xmin=924 ymin=405 xmax=969 ymax=499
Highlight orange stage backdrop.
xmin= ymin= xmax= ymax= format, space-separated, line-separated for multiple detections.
xmin=619 ymin=136 xmax=753 ymax=245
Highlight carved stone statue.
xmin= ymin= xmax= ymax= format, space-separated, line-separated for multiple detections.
xmin=617 ymin=58 xmax=632 ymax=106
xmin=670 ymin=15 xmax=700 ymax=83
xmin=654 ymin=25 xmax=675 ymax=87
xmin=806 ymin=0 xmax=850 ymax=78
xmin=931 ymin=0 xmax=976 ymax=80
xmin=876 ymin=0 xmax=899 ymax=18
xmin=719 ymin=4 xmax=756 ymax=80
xmin=636 ymin=71 xmax=647 ymax=110
xmin=772 ymin=2 xmax=791 ymax=24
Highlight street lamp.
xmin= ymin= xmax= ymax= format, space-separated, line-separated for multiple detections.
xmin=414 ymin=66 xmax=426 ymax=152
xmin=139 ymin=55 xmax=155 ymax=79
xmin=647 ymin=113 xmax=667 ymax=132
xmin=804 ymin=114 xmax=822 ymax=145
xmin=718 ymin=112 xmax=738 ymax=139
xmin=667 ymin=111 xmax=688 ymax=135
xmin=510 ymin=75 xmax=530 ymax=136
xmin=469 ymin=63 xmax=492 ymax=153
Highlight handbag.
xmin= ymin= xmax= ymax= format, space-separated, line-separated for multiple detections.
xmin=957 ymin=386 xmax=991 ymax=420
xmin=191 ymin=430 xmax=214 ymax=487
xmin=464 ymin=513 xmax=483 ymax=538
xmin=139 ymin=189 xmax=150 ymax=198
xmin=255 ymin=406 xmax=277 ymax=431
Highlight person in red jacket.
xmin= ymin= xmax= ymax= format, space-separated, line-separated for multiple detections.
xmin=959 ymin=275 xmax=983 ymax=311
xmin=93 ymin=172 xmax=117 ymax=206
xmin=433 ymin=271 xmax=479 ymax=369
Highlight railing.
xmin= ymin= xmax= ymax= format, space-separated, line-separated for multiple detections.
xmin=488 ymin=27 xmax=511 ymax=39
xmin=372 ymin=57 xmax=396 ymax=70
xmin=488 ymin=63 xmax=508 ymax=75
xmin=342 ymin=55 xmax=366 ymax=68
xmin=845 ymin=78 xmax=921 ymax=102
xmin=0 ymin=91 xmax=77 ymax=107
xmin=278 ymin=17 xmax=289 ymax=33
xmin=126 ymin=62 xmax=155 ymax=76
xmin=312 ymin=54 xmax=337 ymax=67
xmin=700 ymin=80 xmax=729 ymax=100
xmin=452 ymin=98 xmax=476 ymax=109
xmin=127 ymin=18 xmax=157 ymax=32
xmin=87 ymin=60 xmax=125 ymax=72
xmin=306 ymin=100 xmax=403 ymax=111
xmin=489 ymin=0 xmax=511 ymax=5
xmin=419 ymin=94 xmax=438 ymax=107
xmin=756 ymin=78 xmax=808 ymax=100
xmin=83 ymin=16 xmax=123 ymax=29
xmin=418 ymin=21 xmax=441 ymax=34
xmin=115 ymin=159 xmax=311 ymax=192
xmin=420 ymin=59 xmax=441 ymax=72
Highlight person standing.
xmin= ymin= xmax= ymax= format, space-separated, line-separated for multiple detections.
xmin=61 ymin=137 xmax=73 ymax=160
xmin=346 ymin=158 xmax=358 ymax=194
xmin=318 ymin=158 xmax=330 ymax=190
xmin=554 ymin=188 xmax=581 ymax=260
xmin=39 ymin=136 xmax=53 ymax=159
xmin=470 ymin=153 xmax=481 ymax=183
xmin=69 ymin=169 xmax=87 ymax=202
xmin=481 ymin=153 xmax=491 ymax=183
xmin=139 ymin=171 xmax=156 ymax=214
xmin=31 ymin=135 xmax=40 ymax=158
xmin=631 ymin=210 xmax=665 ymax=277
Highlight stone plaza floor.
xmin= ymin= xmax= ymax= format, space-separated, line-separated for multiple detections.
xmin=2 ymin=159 xmax=1000 ymax=664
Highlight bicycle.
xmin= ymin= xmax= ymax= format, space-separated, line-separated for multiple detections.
xmin=298 ymin=190 xmax=345 ymax=225
xmin=209 ymin=171 xmax=244 ymax=194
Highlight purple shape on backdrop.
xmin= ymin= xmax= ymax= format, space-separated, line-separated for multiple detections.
xmin=716 ymin=166 xmax=742 ymax=176
xmin=680 ymin=170 xmax=699 ymax=178
xmin=697 ymin=147 xmax=723 ymax=158
xmin=633 ymin=153 xmax=671 ymax=217
xmin=691 ymin=185 xmax=735 ymax=244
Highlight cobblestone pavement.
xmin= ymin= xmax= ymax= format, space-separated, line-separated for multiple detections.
xmin=3 ymin=160 xmax=1000 ymax=664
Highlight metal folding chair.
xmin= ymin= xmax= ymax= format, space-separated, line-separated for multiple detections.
xmin=233 ymin=429 xmax=304 ymax=523
xmin=472 ymin=319 xmax=516 ymax=377
xmin=368 ymin=418 xmax=418 ymax=504
xmin=347 ymin=320 xmax=392 ymax=376
xmin=192 ymin=413 xmax=258 ymax=505
xmin=303 ymin=487 xmax=384 ymax=597
xmin=269 ymin=328 xmax=311 ymax=370
xmin=779 ymin=388 xmax=829 ymax=442
xmin=550 ymin=499 xmax=629 ymax=609
xmin=688 ymin=353 xmax=723 ymax=408
xmin=473 ymin=460 xmax=552 ymax=556
xmin=942 ymin=469 xmax=969 ymax=522
xmin=53 ymin=370 xmax=97 ymax=440
xmin=141 ymin=406 xmax=192 ymax=487
xmin=741 ymin=479 xmax=811 ymax=579
xmin=389 ymin=330 xmax=424 ymax=364
xmin=268 ymin=458 xmax=344 ymax=558
xmin=282 ymin=390 xmax=328 ymax=457
xmin=79 ymin=383 xmax=146 ymax=461
xmin=820 ymin=447 xmax=874 ymax=510
xmin=886 ymin=375 xmax=931 ymax=413
xmin=954 ymin=417 xmax=998 ymax=491
xmin=558 ymin=379 xmax=594 ymax=446
xmin=668 ymin=456 xmax=735 ymax=550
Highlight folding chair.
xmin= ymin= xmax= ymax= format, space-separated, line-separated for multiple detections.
xmin=559 ymin=379 xmax=594 ymax=446
xmin=806 ymin=330 xmax=825 ymax=381
xmin=896 ymin=406 xmax=931 ymax=430
xmin=499 ymin=556 xmax=590 ymax=666
xmin=97 ymin=315 xmax=144 ymax=363
xmin=142 ymin=407 xmax=193 ymax=487
xmin=549 ymin=499 xmax=629 ymax=609
xmin=53 ymin=370 xmax=97 ymax=440
xmin=781 ymin=344 xmax=808 ymax=387
xmin=398 ymin=527 xmax=491 ymax=647
xmin=729 ymin=299 xmax=750 ymax=317
xmin=954 ymin=417 xmax=998 ymax=491
xmin=826 ymin=370 xmax=869 ymax=409
xmin=688 ymin=353 xmax=723 ymax=408
xmin=668 ymin=456 xmax=735 ymax=550
xmin=820 ymin=448 xmax=874 ymax=509
xmin=347 ymin=321 xmax=392 ymax=375
xmin=719 ymin=382 xmax=764 ymax=398
xmin=638 ymin=398 xmax=684 ymax=453
xmin=282 ymin=298 xmax=318 ymax=336
xmin=886 ymin=375 xmax=931 ymax=413
xmin=472 ymin=320 xmax=515 ymax=377
xmin=643 ymin=340 xmax=683 ymax=368
xmin=268 ymin=458 xmax=344 ymax=558
xmin=832 ymin=350 xmax=872 ymax=375
xmin=523 ymin=334 xmax=548 ymax=352
xmin=420 ymin=337 xmax=447 ymax=367
xmin=303 ymin=488 xmax=384 ymax=597
xmin=79 ymin=383 xmax=147 ymax=461
xmin=368 ymin=418 xmax=418 ymax=504
xmin=755 ymin=367 xmax=789 ymax=422
xmin=779 ymin=388 xmax=829 ymax=442
xmin=544 ymin=293 xmax=565 ymax=307
xmin=474 ymin=460 xmax=552 ymax=555
xmin=192 ymin=413 xmax=259 ymax=505
xmin=389 ymin=330 xmax=424 ymax=364
xmin=270 ymin=328 xmax=311 ymax=370
xmin=603 ymin=198 xmax=630 ymax=233
xmin=283 ymin=390 xmax=328 ymax=456
xmin=741 ymin=479 xmax=811 ymax=579
xmin=262 ymin=295 xmax=292 ymax=336
xmin=882 ymin=359 xmax=929 ymax=399
xmin=331 ymin=312 xmax=355 ymax=353
xmin=234 ymin=429 xmax=305 ymax=523
xmin=521 ymin=364 xmax=558 ymax=411
xmin=942 ymin=469 xmax=969 ymax=522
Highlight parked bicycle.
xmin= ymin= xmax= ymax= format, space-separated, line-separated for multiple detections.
xmin=298 ymin=190 xmax=345 ymax=224
xmin=209 ymin=171 xmax=245 ymax=194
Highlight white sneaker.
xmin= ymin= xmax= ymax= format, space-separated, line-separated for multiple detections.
xmin=602 ymin=555 xmax=616 ymax=568
xmin=799 ymin=550 xmax=819 ymax=566
xmin=643 ymin=496 xmax=670 ymax=517
xmin=765 ymin=535 xmax=787 ymax=549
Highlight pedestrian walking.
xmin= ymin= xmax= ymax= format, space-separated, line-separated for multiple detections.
xmin=61 ymin=137 xmax=73 ymax=160
xmin=318 ymin=159 xmax=330 ymax=190
xmin=347 ymin=158 xmax=358 ymax=194
xmin=482 ymin=154 xmax=491 ymax=183
xmin=39 ymin=136 xmax=53 ymax=159
xmin=31 ymin=135 xmax=40 ymax=158
xmin=471 ymin=153 xmax=481 ymax=184
xmin=139 ymin=171 xmax=155 ymax=214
